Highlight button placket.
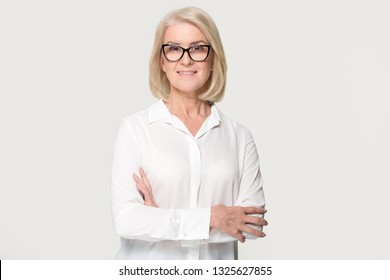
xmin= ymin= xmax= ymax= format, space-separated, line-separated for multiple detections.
xmin=186 ymin=134 xmax=202 ymax=259
xmin=187 ymin=135 xmax=201 ymax=208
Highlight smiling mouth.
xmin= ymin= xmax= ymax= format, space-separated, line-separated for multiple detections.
xmin=177 ymin=71 xmax=197 ymax=75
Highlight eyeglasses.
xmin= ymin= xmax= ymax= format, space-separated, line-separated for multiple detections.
xmin=161 ymin=44 xmax=211 ymax=62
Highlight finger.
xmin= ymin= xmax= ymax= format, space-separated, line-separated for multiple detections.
xmin=243 ymin=215 xmax=268 ymax=226
xmin=139 ymin=168 xmax=149 ymax=187
xmin=232 ymin=230 xmax=246 ymax=243
xmin=243 ymin=207 xmax=267 ymax=215
xmin=134 ymin=184 xmax=145 ymax=199
xmin=133 ymin=173 xmax=142 ymax=184
xmin=135 ymin=181 xmax=145 ymax=192
xmin=133 ymin=174 xmax=148 ymax=195
xmin=240 ymin=224 xmax=266 ymax=238
xmin=133 ymin=174 xmax=144 ymax=190
xmin=139 ymin=167 xmax=145 ymax=178
xmin=133 ymin=175 xmax=147 ymax=191
xmin=139 ymin=168 xmax=152 ymax=190
xmin=140 ymin=167 xmax=148 ymax=182
xmin=136 ymin=181 xmax=150 ymax=199
xmin=133 ymin=173 xmax=149 ymax=191
xmin=134 ymin=181 xmax=146 ymax=194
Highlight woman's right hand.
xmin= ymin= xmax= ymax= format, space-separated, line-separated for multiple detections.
xmin=210 ymin=204 xmax=268 ymax=243
xmin=133 ymin=167 xmax=158 ymax=208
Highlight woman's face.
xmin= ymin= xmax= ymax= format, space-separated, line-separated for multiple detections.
xmin=161 ymin=22 xmax=213 ymax=98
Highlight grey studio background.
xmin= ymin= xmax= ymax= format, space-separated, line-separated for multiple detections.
xmin=1 ymin=0 xmax=389 ymax=259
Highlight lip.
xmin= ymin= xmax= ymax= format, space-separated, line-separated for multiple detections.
xmin=177 ymin=71 xmax=197 ymax=75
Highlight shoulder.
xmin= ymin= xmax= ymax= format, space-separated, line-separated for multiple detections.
xmin=216 ymin=107 xmax=252 ymax=138
xmin=122 ymin=110 xmax=148 ymax=128
xmin=114 ymin=105 xmax=154 ymax=142
xmin=216 ymin=108 xmax=259 ymax=154
xmin=120 ymin=100 xmax=162 ymax=131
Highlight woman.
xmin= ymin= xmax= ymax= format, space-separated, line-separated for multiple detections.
xmin=111 ymin=6 xmax=267 ymax=260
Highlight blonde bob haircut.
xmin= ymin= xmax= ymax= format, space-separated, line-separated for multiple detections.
xmin=149 ymin=7 xmax=227 ymax=102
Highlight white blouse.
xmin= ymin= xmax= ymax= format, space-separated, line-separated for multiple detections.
xmin=110 ymin=100 xmax=265 ymax=259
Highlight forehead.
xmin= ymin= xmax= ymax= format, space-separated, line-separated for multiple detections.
xmin=163 ymin=22 xmax=208 ymax=44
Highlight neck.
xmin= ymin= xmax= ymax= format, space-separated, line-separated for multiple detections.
xmin=164 ymin=91 xmax=211 ymax=119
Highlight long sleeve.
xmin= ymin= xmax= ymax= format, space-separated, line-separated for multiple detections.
xmin=236 ymin=130 xmax=265 ymax=208
xmin=110 ymin=119 xmax=211 ymax=242
xmin=207 ymin=129 xmax=265 ymax=243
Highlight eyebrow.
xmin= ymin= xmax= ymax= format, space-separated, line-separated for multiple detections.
xmin=165 ymin=40 xmax=208 ymax=45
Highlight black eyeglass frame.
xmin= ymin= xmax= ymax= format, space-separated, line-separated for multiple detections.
xmin=161 ymin=44 xmax=212 ymax=62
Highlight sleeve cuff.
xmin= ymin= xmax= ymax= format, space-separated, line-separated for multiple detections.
xmin=178 ymin=207 xmax=210 ymax=241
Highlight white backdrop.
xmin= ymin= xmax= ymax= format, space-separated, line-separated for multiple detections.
xmin=1 ymin=0 xmax=389 ymax=259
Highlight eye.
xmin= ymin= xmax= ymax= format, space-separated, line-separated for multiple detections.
xmin=192 ymin=45 xmax=204 ymax=51
xmin=168 ymin=45 xmax=181 ymax=51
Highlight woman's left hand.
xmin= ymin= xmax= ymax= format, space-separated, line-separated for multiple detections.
xmin=133 ymin=167 xmax=158 ymax=207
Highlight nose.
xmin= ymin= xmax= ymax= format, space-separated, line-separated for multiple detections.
xmin=180 ymin=50 xmax=194 ymax=65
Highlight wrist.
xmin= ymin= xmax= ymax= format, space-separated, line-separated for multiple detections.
xmin=210 ymin=204 xmax=224 ymax=230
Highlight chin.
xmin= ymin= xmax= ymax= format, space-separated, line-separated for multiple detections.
xmin=172 ymin=84 xmax=204 ymax=96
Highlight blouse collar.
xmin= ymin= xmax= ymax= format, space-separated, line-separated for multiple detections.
xmin=147 ymin=99 xmax=222 ymax=139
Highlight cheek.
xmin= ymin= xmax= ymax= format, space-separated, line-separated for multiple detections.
xmin=205 ymin=62 xmax=213 ymax=75
xmin=204 ymin=67 xmax=213 ymax=79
